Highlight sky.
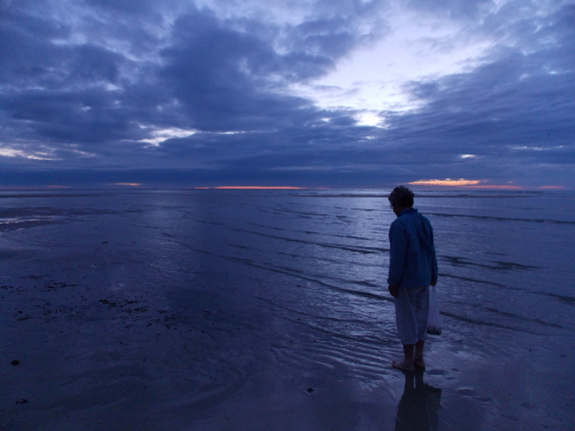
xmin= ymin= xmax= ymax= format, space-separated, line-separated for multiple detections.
xmin=1 ymin=0 xmax=574 ymax=188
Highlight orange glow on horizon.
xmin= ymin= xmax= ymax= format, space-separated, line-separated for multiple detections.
xmin=214 ymin=186 xmax=304 ymax=190
xmin=112 ymin=183 xmax=141 ymax=186
xmin=408 ymin=179 xmax=529 ymax=189
xmin=539 ymin=186 xmax=565 ymax=190
xmin=409 ymin=179 xmax=481 ymax=186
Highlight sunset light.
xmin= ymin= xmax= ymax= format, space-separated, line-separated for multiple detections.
xmin=407 ymin=179 xmax=532 ymax=189
xmin=409 ymin=179 xmax=481 ymax=186
xmin=213 ymin=186 xmax=304 ymax=190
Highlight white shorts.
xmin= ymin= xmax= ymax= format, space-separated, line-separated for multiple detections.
xmin=394 ymin=286 xmax=429 ymax=345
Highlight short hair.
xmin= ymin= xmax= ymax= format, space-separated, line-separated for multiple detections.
xmin=388 ymin=186 xmax=414 ymax=208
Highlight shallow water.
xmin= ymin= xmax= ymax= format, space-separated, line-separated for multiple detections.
xmin=1 ymin=189 xmax=574 ymax=430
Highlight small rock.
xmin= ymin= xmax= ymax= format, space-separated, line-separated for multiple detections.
xmin=11 ymin=360 xmax=20 ymax=366
xmin=306 ymin=387 xmax=314 ymax=393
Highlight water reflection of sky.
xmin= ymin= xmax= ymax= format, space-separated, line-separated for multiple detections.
xmin=1 ymin=189 xmax=573 ymax=430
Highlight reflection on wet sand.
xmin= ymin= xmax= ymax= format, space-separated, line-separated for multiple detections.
xmin=395 ymin=370 xmax=442 ymax=431
xmin=1 ymin=189 xmax=574 ymax=429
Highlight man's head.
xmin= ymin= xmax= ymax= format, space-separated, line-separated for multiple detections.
xmin=388 ymin=186 xmax=414 ymax=216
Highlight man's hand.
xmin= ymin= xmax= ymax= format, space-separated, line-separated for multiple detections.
xmin=388 ymin=285 xmax=399 ymax=298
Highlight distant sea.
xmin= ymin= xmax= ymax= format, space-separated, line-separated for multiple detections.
xmin=1 ymin=188 xmax=574 ymax=430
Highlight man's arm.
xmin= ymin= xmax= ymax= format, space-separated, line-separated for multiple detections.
xmin=429 ymin=223 xmax=438 ymax=286
xmin=387 ymin=220 xmax=407 ymax=292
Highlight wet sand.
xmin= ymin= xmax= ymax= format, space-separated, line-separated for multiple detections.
xmin=1 ymin=191 xmax=574 ymax=430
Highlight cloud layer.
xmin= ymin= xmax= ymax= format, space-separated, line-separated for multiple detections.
xmin=1 ymin=0 xmax=573 ymax=187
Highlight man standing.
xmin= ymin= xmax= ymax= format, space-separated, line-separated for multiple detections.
xmin=387 ymin=186 xmax=438 ymax=372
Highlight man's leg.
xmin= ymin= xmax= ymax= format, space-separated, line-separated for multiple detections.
xmin=414 ymin=340 xmax=425 ymax=369
xmin=392 ymin=344 xmax=415 ymax=372
xmin=393 ymin=288 xmax=419 ymax=372
xmin=393 ymin=339 xmax=424 ymax=371
xmin=414 ymin=286 xmax=429 ymax=369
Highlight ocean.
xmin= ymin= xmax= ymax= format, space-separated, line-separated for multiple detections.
xmin=1 ymin=188 xmax=574 ymax=430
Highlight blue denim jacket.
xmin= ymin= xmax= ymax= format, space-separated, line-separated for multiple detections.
xmin=387 ymin=208 xmax=438 ymax=288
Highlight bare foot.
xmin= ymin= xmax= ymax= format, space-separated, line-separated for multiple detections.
xmin=391 ymin=360 xmax=415 ymax=372
xmin=414 ymin=357 xmax=425 ymax=369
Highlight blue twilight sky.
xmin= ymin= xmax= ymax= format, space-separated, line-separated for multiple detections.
xmin=1 ymin=0 xmax=574 ymax=188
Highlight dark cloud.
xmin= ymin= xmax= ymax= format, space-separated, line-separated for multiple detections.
xmin=0 ymin=7 xmax=69 ymax=84
xmin=0 ymin=0 xmax=573 ymax=187
xmin=159 ymin=10 xmax=319 ymax=131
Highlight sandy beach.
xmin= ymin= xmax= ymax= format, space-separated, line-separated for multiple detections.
xmin=1 ymin=190 xmax=574 ymax=430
